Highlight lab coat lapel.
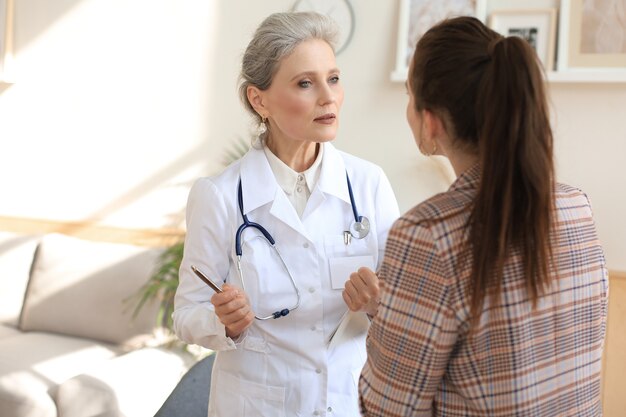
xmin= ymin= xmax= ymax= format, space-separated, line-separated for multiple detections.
xmin=239 ymin=147 xmax=277 ymax=212
xmin=239 ymin=146 xmax=308 ymax=238
xmin=315 ymin=143 xmax=351 ymax=207
xmin=269 ymin=191 xmax=308 ymax=238
xmin=301 ymin=143 xmax=352 ymax=226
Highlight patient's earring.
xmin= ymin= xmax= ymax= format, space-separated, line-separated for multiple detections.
xmin=420 ymin=140 xmax=437 ymax=157
xmin=428 ymin=140 xmax=437 ymax=156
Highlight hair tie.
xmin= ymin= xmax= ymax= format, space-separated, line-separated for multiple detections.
xmin=488 ymin=36 xmax=505 ymax=57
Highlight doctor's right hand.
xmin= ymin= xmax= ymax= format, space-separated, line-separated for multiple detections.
xmin=211 ymin=284 xmax=254 ymax=339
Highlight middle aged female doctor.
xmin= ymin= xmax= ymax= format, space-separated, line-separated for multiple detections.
xmin=172 ymin=11 xmax=399 ymax=417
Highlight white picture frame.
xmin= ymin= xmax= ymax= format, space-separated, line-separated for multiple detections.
xmin=0 ymin=0 xmax=13 ymax=82
xmin=391 ymin=0 xmax=486 ymax=81
xmin=488 ymin=8 xmax=557 ymax=72
xmin=0 ymin=0 xmax=6 ymax=76
xmin=558 ymin=0 xmax=626 ymax=70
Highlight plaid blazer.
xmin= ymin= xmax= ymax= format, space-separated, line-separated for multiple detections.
xmin=359 ymin=164 xmax=608 ymax=417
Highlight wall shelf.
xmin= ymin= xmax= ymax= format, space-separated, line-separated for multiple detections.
xmin=392 ymin=68 xmax=626 ymax=84
xmin=390 ymin=0 xmax=626 ymax=84
xmin=547 ymin=70 xmax=626 ymax=83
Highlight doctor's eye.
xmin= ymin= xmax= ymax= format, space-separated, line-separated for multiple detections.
xmin=329 ymin=75 xmax=340 ymax=84
xmin=298 ymin=80 xmax=312 ymax=88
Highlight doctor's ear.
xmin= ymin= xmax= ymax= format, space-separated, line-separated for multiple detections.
xmin=247 ymin=86 xmax=267 ymax=116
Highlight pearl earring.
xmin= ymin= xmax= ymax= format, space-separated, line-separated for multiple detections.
xmin=258 ymin=117 xmax=267 ymax=136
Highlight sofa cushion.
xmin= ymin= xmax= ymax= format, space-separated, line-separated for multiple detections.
xmin=0 ymin=372 xmax=57 ymax=417
xmin=20 ymin=233 xmax=163 ymax=346
xmin=0 ymin=332 xmax=119 ymax=417
xmin=0 ymin=232 xmax=41 ymax=326
xmin=54 ymin=347 xmax=193 ymax=417
xmin=0 ymin=324 xmax=20 ymax=340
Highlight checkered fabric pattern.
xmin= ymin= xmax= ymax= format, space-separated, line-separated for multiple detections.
xmin=359 ymin=164 xmax=608 ymax=417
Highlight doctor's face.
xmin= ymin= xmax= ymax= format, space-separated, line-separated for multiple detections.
xmin=261 ymin=38 xmax=344 ymax=146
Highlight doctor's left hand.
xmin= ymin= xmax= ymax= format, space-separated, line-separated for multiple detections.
xmin=211 ymin=284 xmax=254 ymax=339
xmin=342 ymin=267 xmax=381 ymax=318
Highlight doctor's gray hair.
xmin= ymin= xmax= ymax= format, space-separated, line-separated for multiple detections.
xmin=238 ymin=12 xmax=339 ymax=122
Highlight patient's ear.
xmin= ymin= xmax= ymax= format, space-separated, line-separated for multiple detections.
xmin=423 ymin=109 xmax=445 ymax=140
xmin=247 ymin=86 xmax=266 ymax=117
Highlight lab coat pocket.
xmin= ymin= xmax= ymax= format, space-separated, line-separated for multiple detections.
xmin=329 ymin=256 xmax=375 ymax=289
xmin=324 ymin=234 xmax=376 ymax=290
xmin=214 ymin=370 xmax=286 ymax=417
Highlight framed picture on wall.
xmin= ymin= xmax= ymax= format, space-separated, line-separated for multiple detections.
xmin=0 ymin=0 xmax=13 ymax=82
xmin=488 ymin=8 xmax=557 ymax=72
xmin=0 ymin=0 xmax=6 ymax=77
xmin=558 ymin=0 xmax=626 ymax=70
xmin=391 ymin=0 xmax=487 ymax=81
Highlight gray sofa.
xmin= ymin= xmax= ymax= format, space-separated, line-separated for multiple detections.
xmin=0 ymin=231 xmax=194 ymax=417
xmin=155 ymin=353 xmax=214 ymax=417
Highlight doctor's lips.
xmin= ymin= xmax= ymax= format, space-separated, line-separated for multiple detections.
xmin=314 ymin=113 xmax=336 ymax=124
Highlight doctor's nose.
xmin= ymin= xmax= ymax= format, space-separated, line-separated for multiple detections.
xmin=318 ymin=84 xmax=339 ymax=106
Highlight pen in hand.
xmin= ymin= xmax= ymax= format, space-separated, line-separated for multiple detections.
xmin=191 ymin=265 xmax=223 ymax=293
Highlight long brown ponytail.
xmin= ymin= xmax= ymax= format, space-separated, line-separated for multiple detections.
xmin=410 ymin=17 xmax=554 ymax=323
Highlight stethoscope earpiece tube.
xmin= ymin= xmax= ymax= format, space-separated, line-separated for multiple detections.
xmin=346 ymin=173 xmax=360 ymax=223
xmin=346 ymin=173 xmax=370 ymax=239
xmin=236 ymin=179 xmax=276 ymax=256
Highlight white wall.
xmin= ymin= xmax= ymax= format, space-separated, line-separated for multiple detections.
xmin=1 ymin=0 xmax=625 ymax=270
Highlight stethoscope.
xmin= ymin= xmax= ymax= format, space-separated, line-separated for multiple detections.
xmin=235 ymin=172 xmax=370 ymax=320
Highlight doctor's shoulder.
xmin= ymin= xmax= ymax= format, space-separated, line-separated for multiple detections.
xmin=209 ymin=157 xmax=243 ymax=190
xmin=187 ymin=160 xmax=242 ymax=210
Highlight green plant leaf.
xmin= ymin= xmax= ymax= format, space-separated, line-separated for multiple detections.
xmin=126 ymin=241 xmax=184 ymax=331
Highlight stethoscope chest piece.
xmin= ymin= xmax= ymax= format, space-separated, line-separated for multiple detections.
xmin=350 ymin=216 xmax=370 ymax=239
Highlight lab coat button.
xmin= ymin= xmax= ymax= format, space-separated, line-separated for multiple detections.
xmin=310 ymin=325 xmax=316 ymax=331
xmin=303 ymin=242 xmax=309 ymax=248
xmin=298 ymin=174 xmax=304 ymax=182
xmin=309 ymin=287 xmax=315 ymax=293
xmin=327 ymin=407 xmax=333 ymax=412
xmin=313 ymin=412 xmax=320 ymax=416
xmin=315 ymin=368 xmax=322 ymax=374
xmin=297 ymin=186 xmax=303 ymax=193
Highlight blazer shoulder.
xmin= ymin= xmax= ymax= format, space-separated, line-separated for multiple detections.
xmin=555 ymin=182 xmax=592 ymax=207
xmin=409 ymin=187 xmax=472 ymax=222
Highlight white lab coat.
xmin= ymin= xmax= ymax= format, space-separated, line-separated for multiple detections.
xmin=173 ymin=143 xmax=399 ymax=417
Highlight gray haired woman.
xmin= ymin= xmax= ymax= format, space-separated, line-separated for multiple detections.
xmin=173 ymin=12 xmax=400 ymax=416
